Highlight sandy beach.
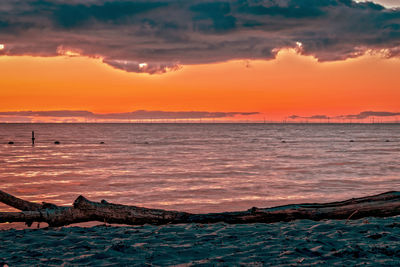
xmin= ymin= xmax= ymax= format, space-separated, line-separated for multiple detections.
xmin=1 ymin=217 xmax=400 ymax=266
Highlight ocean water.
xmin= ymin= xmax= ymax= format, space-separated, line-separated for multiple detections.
xmin=0 ymin=123 xmax=399 ymax=213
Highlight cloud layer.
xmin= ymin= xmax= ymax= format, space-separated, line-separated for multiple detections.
xmin=0 ymin=110 xmax=259 ymax=122
xmin=358 ymin=0 xmax=400 ymax=8
xmin=339 ymin=111 xmax=400 ymax=119
xmin=289 ymin=111 xmax=400 ymax=120
xmin=0 ymin=0 xmax=399 ymax=73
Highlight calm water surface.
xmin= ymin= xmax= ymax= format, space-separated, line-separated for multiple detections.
xmin=0 ymin=123 xmax=399 ymax=213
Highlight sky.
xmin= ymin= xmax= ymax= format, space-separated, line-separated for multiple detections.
xmin=0 ymin=0 xmax=399 ymax=122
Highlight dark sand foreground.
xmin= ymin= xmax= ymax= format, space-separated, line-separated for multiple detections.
xmin=1 ymin=217 xmax=400 ymax=266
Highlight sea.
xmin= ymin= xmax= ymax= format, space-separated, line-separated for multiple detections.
xmin=0 ymin=123 xmax=399 ymax=213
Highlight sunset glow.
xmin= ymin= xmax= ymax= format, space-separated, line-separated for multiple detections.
xmin=0 ymin=49 xmax=399 ymax=122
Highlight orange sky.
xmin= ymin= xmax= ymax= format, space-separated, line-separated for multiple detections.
xmin=0 ymin=49 xmax=399 ymax=121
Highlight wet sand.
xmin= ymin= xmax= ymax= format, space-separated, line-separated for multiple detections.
xmin=1 ymin=217 xmax=400 ymax=266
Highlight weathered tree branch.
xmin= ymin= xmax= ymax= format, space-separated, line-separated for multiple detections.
xmin=0 ymin=190 xmax=42 ymax=211
xmin=1 ymin=189 xmax=400 ymax=227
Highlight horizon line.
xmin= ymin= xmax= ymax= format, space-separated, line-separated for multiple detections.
xmin=1 ymin=121 xmax=399 ymax=124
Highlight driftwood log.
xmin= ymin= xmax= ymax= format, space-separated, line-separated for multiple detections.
xmin=1 ymin=189 xmax=400 ymax=227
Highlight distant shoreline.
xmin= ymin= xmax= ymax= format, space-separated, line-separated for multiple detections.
xmin=1 ymin=122 xmax=400 ymax=124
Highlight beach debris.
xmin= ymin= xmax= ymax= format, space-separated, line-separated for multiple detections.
xmin=345 ymin=210 xmax=359 ymax=224
xmin=7 ymin=141 xmax=14 ymax=145
xmin=32 ymin=131 xmax=35 ymax=146
xmin=100 ymin=141 xmax=105 ymax=144
xmin=385 ymin=140 xmax=390 ymax=142
xmin=54 ymin=141 xmax=60 ymax=145
xmin=349 ymin=140 xmax=354 ymax=142
xmin=297 ymin=258 xmax=305 ymax=263
xmin=1 ymin=190 xmax=400 ymax=227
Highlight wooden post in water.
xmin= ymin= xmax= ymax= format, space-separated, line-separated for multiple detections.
xmin=31 ymin=131 xmax=35 ymax=146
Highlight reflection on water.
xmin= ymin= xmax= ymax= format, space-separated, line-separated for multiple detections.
xmin=0 ymin=123 xmax=399 ymax=213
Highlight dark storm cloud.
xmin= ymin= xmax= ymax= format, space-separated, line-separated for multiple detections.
xmin=52 ymin=2 xmax=168 ymax=29
xmin=0 ymin=0 xmax=399 ymax=73
xmin=0 ymin=110 xmax=259 ymax=120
